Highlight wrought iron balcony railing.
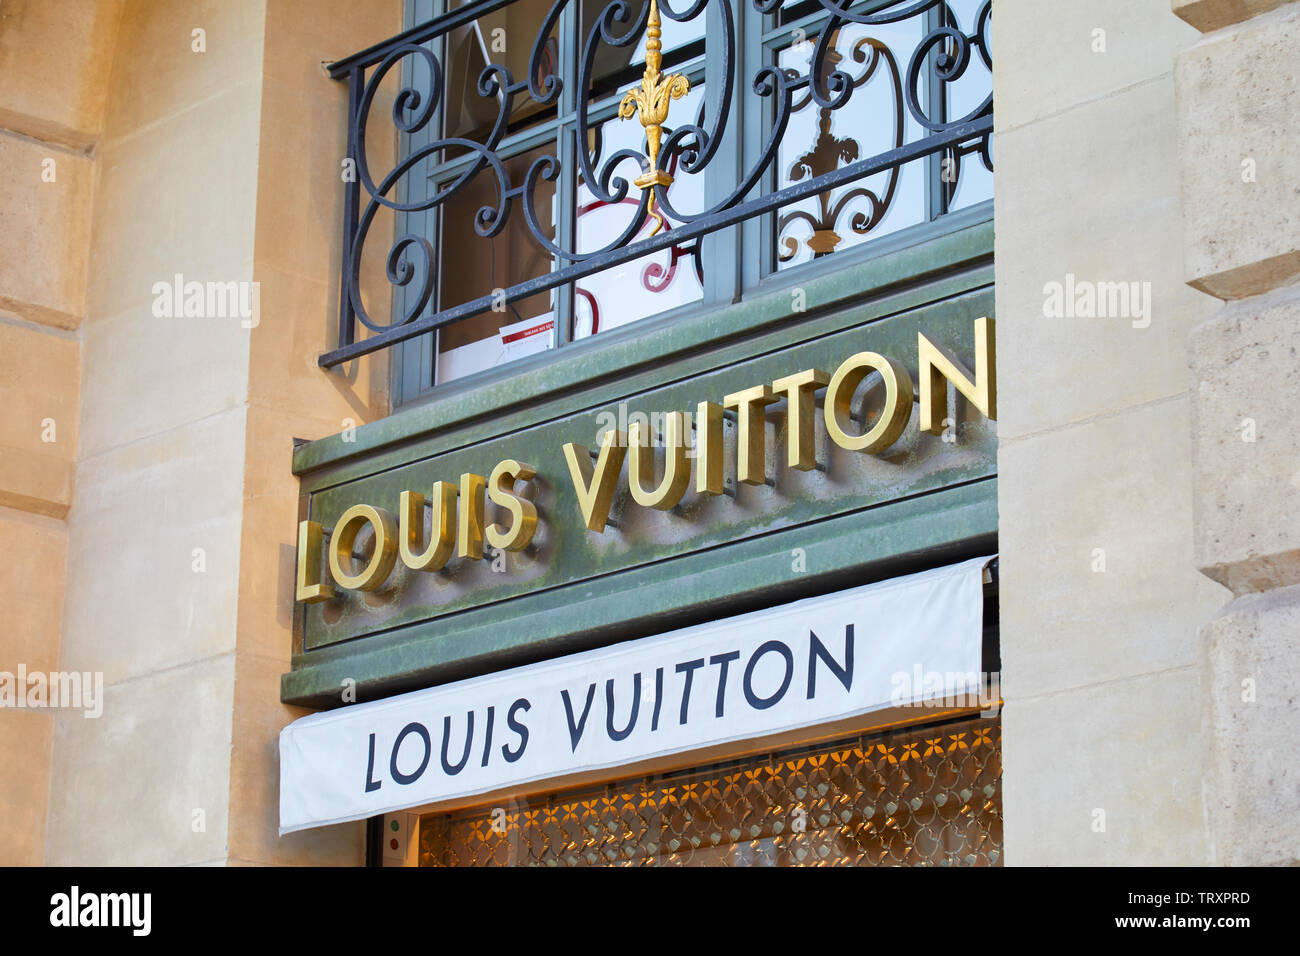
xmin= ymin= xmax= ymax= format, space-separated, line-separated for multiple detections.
xmin=321 ymin=0 xmax=992 ymax=371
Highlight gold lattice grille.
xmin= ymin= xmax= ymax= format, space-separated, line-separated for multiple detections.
xmin=418 ymin=715 xmax=1002 ymax=866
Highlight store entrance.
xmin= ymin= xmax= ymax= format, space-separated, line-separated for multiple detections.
xmin=417 ymin=713 xmax=1002 ymax=866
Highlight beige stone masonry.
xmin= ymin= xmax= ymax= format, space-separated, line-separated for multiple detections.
xmin=1175 ymin=0 xmax=1300 ymax=868
xmin=0 ymin=320 xmax=79 ymax=518
xmin=1189 ymin=283 xmax=1300 ymax=595
xmin=1175 ymin=4 xmax=1300 ymax=300
xmin=0 ymin=0 xmax=124 ymax=148
xmin=0 ymin=507 xmax=67 ymax=865
xmin=1173 ymin=0 xmax=1293 ymax=33
xmin=0 ymin=0 xmax=108 ymax=868
xmin=0 ymin=133 xmax=95 ymax=329
xmin=995 ymin=76 xmax=1216 ymax=440
xmin=3 ymin=0 xmax=397 ymax=866
xmin=996 ymin=0 xmax=1229 ymax=865
xmin=0 ymin=447 xmax=72 ymax=519
xmin=999 ymin=397 xmax=1226 ymax=699
xmin=45 ymin=654 xmax=237 ymax=866
xmin=995 ymin=0 xmax=1201 ymax=134
xmin=46 ymin=0 xmax=267 ymax=866
xmin=217 ymin=0 xmax=400 ymax=868
xmin=1200 ymin=582 xmax=1300 ymax=865
xmin=1002 ymin=666 xmax=1208 ymax=865
xmin=0 ymin=709 xmax=54 ymax=865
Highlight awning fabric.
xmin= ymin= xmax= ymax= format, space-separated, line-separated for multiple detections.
xmin=280 ymin=555 xmax=994 ymax=834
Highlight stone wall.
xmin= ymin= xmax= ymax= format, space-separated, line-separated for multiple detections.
xmin=45 ymin=0 xmax=267 ymax=866
xmin=0 ymin=0 xmax=123 ymax=867
xmin=1174 ymin=0 xmax=1300 ymax=866
xmin=996 ymin=0 xmax=1230 ymax=865
xmin=2 ymin=0 xmax=398 ymax=866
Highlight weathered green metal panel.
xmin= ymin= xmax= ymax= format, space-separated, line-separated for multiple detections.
xmin=283 ymin=239 xmax=996 ymax=707
xmin=282 ymin=479 xmax=996 ymax=707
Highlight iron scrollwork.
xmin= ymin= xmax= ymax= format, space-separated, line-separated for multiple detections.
xmin=324 ymin=0 xmax=992 ymax=368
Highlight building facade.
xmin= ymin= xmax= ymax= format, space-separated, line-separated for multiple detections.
xmin=0 ymin=0 xmax=1296 ymax=867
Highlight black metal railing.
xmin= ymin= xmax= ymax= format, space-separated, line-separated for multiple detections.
xmin=322 ymin=0 xmax=992 ymax=369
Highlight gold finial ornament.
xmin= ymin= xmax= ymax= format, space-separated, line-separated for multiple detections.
xmin=618 ymin=0 xmax=690 ymax=236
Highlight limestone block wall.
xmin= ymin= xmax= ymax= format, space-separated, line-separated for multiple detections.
xmin=228 ymin=0 xmax=398 ymax=867
xmin=0 ymin=0 xmax=124 ymax=867
xmin=1173 ymin=0 xmax=1300 ymax=866
xmin=995 ymin=0 xmax=1230 ymax=864
xmin=44 ymin=0 xmax=266 ymax=866
xmin=35 ymin=0 xmax=397 ymax=866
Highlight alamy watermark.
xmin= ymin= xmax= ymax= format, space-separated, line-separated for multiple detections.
xmin=151 ymin=273 xmax=260 ymax=328
xmin=50 ymin=886 xmax=150 ymax=936
xmin=1042 ymin=273 xmax=1151 ymax=329
xmin=0 ymin=666 xmax=103 ymax=718
xmin=889 ymin=666 xmax=1000 ymax=716
xmin=595 ymin=403 xmax=701 ymax=456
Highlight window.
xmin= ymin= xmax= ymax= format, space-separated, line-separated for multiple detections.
xmin=401 ymin=0 xmax=713 ymax=388
xmin=328 ymin=1 xmax=992 ymax=397
xmin=771 ymin=0 xmax=992 ymax=271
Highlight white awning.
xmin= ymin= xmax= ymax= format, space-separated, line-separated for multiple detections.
xmin=280 ymin=555 xmax=995 ymax=834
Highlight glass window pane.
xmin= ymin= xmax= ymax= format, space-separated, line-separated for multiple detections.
xmin=775 ymin=0 xmax=827 ymax=27
xmin=773 ymin=19 xmax=927 ymax=272
xmin=582 ymin=0 xmax=706 ymax=99
xmin=940 ymin=0 xmax=993 ymax=212
xmin=443 ymin=0 xmax=562 ymax=144
xmin=435 ymin=144 xmax=559 ymax=384
xmin=571 ymin=80 xmax=707 ymax=339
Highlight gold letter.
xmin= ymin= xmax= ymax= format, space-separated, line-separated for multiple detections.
xmin=629 ymin=412 xmax=690 ymax=510
xmin=487 ymin=459 xmax=538 ymax=552
xmin=695 ymin=401 xmax=724 ymax=495
xmin=458 ymin=473 xmax=487 ymax=559
xmin=918 ymin=316 xmax=996 ymax=434
xmin=723 ymin=384 xmax=778 ymax=485
xmin=328 ymin=505 xmax=398 ymax=592
xmin=562 ymin=430 xmax=627 ymax=532
xmin=825 ymin=352 xmax=914 ymax=454
xmin=771 ymin=368 xmax=829 ymax=471
xmin=400 ymin=483 xmax=457 ymax=572
xmin=296 ymin=520 xmax=335 ymax=602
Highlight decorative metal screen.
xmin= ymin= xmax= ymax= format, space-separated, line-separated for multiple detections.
xmin=419 ymin=714 xmax=1001 ymax=866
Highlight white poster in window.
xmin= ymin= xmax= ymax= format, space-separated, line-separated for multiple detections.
xmin=496 ymin=313 xmax=554 ymax=365
xmin=436 ymin=313 xmax=556 ymax=385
